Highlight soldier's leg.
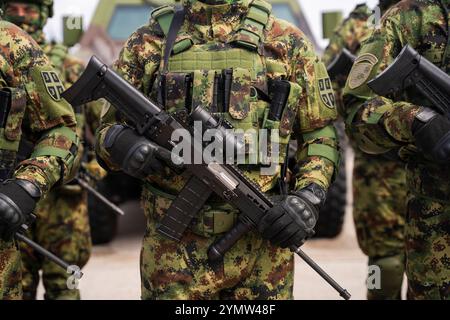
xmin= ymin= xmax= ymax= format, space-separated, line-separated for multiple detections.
xmin=19 ymin=222 xmax=42 ymax=300
xmin=38 ymin=189 xmax=92 ymax=300
xmin=405 ymin=195 xmax=450 ymax=300
xmin=140 ymin=188 xmax=271 ymax=300
xmin=353 ymin=154 xmax=407 ymax=300
xmin=0 ymin=239 xmax=22 ymax=300
xmin=220 ymin=245 xmax=294 ymax=300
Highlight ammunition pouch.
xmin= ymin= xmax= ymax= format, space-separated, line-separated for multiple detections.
xmin=145 ymin=183 xmax=239 ymax=237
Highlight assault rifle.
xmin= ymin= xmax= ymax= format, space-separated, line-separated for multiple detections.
xmin=62 ymin=56 xmax=351 ymax=300
xmin=368 ymin=45 xmax=450 ymax=117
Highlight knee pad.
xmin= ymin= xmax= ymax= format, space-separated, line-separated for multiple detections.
xmin=367 ymin=254 xmax=405 ymax=300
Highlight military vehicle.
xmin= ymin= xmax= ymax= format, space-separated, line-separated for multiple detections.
xmin=66 ymin=0 xmax=348 ymax=244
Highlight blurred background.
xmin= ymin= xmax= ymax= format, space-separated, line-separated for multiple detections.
xmin=33 ymin=0 xmax=398 ymax=300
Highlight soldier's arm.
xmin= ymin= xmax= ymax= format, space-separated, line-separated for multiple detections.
xmin=9 ymin=28 xmax=79 ymax=196
xmin=95 ymin=24 xmax=163 ymax=171
xmin=291 ymin=35 xmax=340 ymax=191
xmin=342 ymin=6 xmax=423 ymax=155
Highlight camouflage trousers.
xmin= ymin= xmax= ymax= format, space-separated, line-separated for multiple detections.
xmin=140 ymin=187 xmax=294 ymax=300
xmin=0 ymin=239 xmax=22 ymax=300
xmin=405 ymin=161 xmax=450 ymax=300
xmin=353 ymin=152 xmax=407 ymax=299
xmin=19 ymin=187 xmax=92 ymax=300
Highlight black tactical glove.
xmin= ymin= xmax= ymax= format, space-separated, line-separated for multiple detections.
xmin=103 ymin=125 xmax=176 ymax=179
xmin=412 ymin=108 xmax=450 ymax=163
xmin=258 ymin=184 xmax=326 ymax=249
xmin=0 ymin=179 xmax=41 ymax=240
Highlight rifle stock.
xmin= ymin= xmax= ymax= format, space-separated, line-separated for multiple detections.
xmin=368 ymin=45 xmax=450 ymax=116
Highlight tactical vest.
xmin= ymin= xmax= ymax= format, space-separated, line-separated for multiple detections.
xmin=151 ymin=0 xmax=303 ymax=168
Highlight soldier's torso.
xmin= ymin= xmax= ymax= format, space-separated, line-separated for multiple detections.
xmin=143 ymin=0 xmax=307 ymax=194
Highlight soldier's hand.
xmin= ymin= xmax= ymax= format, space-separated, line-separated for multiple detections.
xmin=103 ymin=125 xmax=176 ymax=179
xmin=0 ymin=179 xmax=41 ymax=240
xmin=413 ymin=108 xmax=450 ymax=163
xmin=258 ymin=184 xmax=326 ymax=249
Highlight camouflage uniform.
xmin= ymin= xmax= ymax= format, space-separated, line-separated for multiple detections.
xmin=323 ymin=2 xmax=407 ymax=300
xmin=0 ymin=20 xmax=78 ymax=300
xmin=97 ymin=0 xmax=339 ymax=300
xmin=343 ymin=0 xmax=450 ymax=300
xmin=1 ymin=0 xmax=103 ymax=300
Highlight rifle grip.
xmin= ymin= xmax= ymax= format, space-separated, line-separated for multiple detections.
xmin=207 ymin=220 xmax=253 ymax=262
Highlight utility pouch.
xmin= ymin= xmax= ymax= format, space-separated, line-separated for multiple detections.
xmin=161 ymin=72 xmax=193 ymax=113
xmin=192 ymin=70 xmax=216 ymax=111
xmin=228 ymin=68 xmax=252 ymax=120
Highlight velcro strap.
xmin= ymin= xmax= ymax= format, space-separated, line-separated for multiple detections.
xmin=173 ymin=38 xmax=194 ymax=55
xmin=151 ymin=5 xmax=174 ymax=35
xmin=307 ymin=144 xmax=340 ymax=166
xmin=31 ymin=126 xmax=79 ymax=163
xmin=303 ymin=125 xmax=337 ymax=141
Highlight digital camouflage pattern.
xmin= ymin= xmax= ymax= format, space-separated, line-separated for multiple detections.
xmin=343 ymin=0 xmax=450 ymax=300
xmin=20 ymin=189 xmax=90 ymax=300
xmin=140 ymin=188 xmax=293 ymax=300
xmin=97 ymin=0 xmax=339 ymax=299
xmin=323 ymin=2 xmax=406 ymax=300
xmin=8 ymin=14 xmax=103 ymax=299
xmin=0 ymin=20 xmax=78 ymax=300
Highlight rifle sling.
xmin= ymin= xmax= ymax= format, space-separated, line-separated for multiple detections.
xmin=162 ymin=7 xmax=186 ymax=73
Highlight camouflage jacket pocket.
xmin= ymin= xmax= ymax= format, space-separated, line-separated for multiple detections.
xmin=163 ymin=72 xmax=192 ymax=113
xmin=229 ymin=68 xmax=252 ymax=120
xmin=279 ymin=81 xmax=302 ymax=137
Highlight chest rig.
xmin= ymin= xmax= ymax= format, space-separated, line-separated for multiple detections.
xmin=151 ymin=0 xmax=302 ymax=167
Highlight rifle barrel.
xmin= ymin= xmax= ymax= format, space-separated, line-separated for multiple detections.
xmin=293 ymin=246 xmax=351 ymax=300
xmin=76 ymin=177 xmax=125 ymax=216
xmin=15 ymin=232 xmax=83 ymax=277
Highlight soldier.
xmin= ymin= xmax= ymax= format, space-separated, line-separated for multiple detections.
xmin=0 ymin=19 xmax=78 ymax=300
xmin=323 ymin=1 xmax=406 ymax=300
xmin=343 ymin=0 xmax=450 ymax=300
xmin=1 ymin=0 xmax=104 ymax=300
xmin=96 ymin=0 xmax=340 ymax=299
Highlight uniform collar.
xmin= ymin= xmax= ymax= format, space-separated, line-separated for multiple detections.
xmin=183 ymin=0 xmax=250 ymax=26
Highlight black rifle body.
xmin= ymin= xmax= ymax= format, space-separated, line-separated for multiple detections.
xmin=368 ymin=45 xmax=450 ymax=117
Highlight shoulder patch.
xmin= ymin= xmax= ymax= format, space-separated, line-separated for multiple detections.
xmin=41 ymin=71 xmax=65 ymax=101
xmin=318 ymin=77 xmax=336 ymax=109
xmin=348 ymin=53 xmax=379 ymax=90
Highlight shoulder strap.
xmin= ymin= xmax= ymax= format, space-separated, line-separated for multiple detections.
xmin=162 ymin=7 xmax=186 ymax=73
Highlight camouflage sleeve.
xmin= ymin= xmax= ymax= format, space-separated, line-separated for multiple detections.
xmin=289 ymin=33 xmax=339 ymax=191
xmin=322 ymin=5 xmax=371 ymax=65
xmin=0 ymin=23 xmax=78 ymax=195
xmin=95 ymin=24 xmax=163 ymax=171
xmin=342 ymin=5 xmax=423 ymax=155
